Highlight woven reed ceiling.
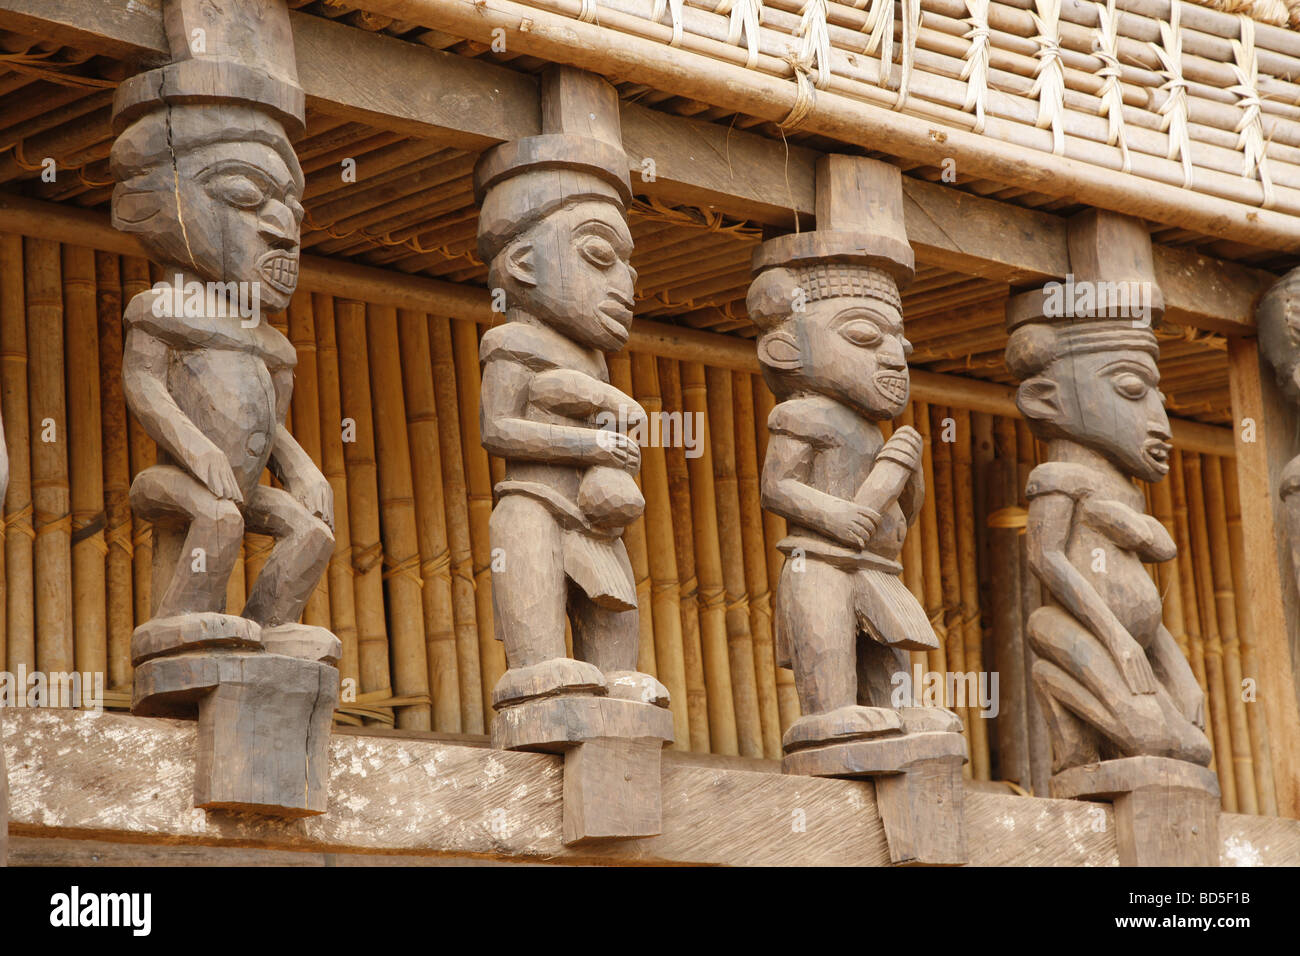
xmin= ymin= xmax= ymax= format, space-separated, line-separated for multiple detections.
xmin=0 ymin=0 xmax=1272 ymax=425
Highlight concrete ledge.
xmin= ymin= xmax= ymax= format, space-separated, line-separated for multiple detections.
xmin=3 ymin=710 xmax=1298 ymax=866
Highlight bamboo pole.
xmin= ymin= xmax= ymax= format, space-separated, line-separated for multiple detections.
xmin=62 ymin=243 xmax=106 ymax=681
xmin=1016 ymin=417 xmax=1051 ymax=794
xmin=952 ymin=408 xmax=990 ymax=779
xmin=94 ymin=251 xmax=133 ymax=693
xmin=733 ymin=369 xmax=782 ymax=759
xmin=366 ymin=302 xmax=433 ymax=731
xmin=122 ymin=257 xmax=154 ymax=628
xmin=899 ymin=406 xmax=929 ymax=690
xmin=914 ymin=403 xmax=949 ymax=681
xmin=930 ymin=406 xmax=972 ymax=767
xmin=25 ymin=237 xmax=73 ymax=676
xmin=752 ymin=375 xmax=798 ymax=734
xmin=608 ymin=352 xmax=659 ymax=679
xmin=1221 ymin=457 xmax=1277 ymax=816
xmin=988 ymin=416 xmax=1029 ymax=787
xmin=448 ymin=318 xmax=501 ymax=730
xmin=335 ymin=299 xmax=395 ymax=726
xmin=681 ymin=360 xmax=740 ymax=756
xmin=703 ymin=364 xmax=764 ymax=758
xmin=312 ymin=293 xmax=361 ymax=707
xmin=1202 ymin=454 xmax=1258 ymax=814
xmin=1169 ymin=450 xmax=1217 ymax=780
xmin=397 ymin=308 xmax=462 ymax=733
xmin=0 ymin=233 xmax=32 ymax=675
xmin=631 ymin=351 xmax=690 ymax=749
xmin=285 ymin=295 xmax=332 ymax=630
xmin=1181 ymin=451 xmax=1237 ymax=812
xmin=428 ymin=315 xmax=485 ymax=734
xmin=658 ymin=358 xmax=712 ymax=752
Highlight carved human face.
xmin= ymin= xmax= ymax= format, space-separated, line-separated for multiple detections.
xmin=1258 ymin=270 xmax=1300 ymax=406
xmin=763 ymin=296 xmax=912 ymax=419
xmin=1044 ymin=349 xmax=1171 ymax=482
xmin=501 ymin=200 xmax=637 ymax=350
xmin=173 ymin=140 xmax=305 ymax=312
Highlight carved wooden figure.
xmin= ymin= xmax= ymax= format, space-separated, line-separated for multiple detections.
xmin=754 ymin=155 xmax=967 ymax=865
xmin=1005 ymin=209 xmax=1218 ymax=866
xmin=110 ymin=0 xmax=339 ymax=816
xmin=1257 ymin=268 xmax=1300 ymax=598
xmin=475 ymin=66 xmax=672 ymax=844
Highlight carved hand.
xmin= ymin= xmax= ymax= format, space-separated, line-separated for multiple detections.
xmin=879 ymin=425 xmax=924 ymax=472
xmin=192 ymin=446 xmax=244 ymax=504
xmin=1112 ymin=636 xmax=1158 ymax=696
xmin=293 ymin=473 xmax=335 ymax=532
xmin=590 ymin=430 xmax=641 ymax=471
xmin=823 ymin=498 xmax=881 ymax=550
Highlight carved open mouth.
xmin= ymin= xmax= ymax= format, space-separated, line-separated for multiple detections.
xmin=1143 ymin=437 xmax=1172 ymax=474
xmin=874 ymin=370 xmax=909 ymax=406
xmin=259 ymin=252 xmax=299 ymax=295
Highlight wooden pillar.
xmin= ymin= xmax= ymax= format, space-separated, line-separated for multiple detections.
xmin=1227 ymin=334 xmax=1300 ymax=818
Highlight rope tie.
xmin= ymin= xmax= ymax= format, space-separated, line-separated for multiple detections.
xmin=351 ymin=540 xmax=383 ymax=575
xmin=576 ymin=0 xmax=599 ymax=23
xmin=34 ymin=509 xmax=72 ymax=538
xmin=104 ymin=519 xmax=134 ymax=557
xmin=652 ymin=0 xmax=686 ymax=46
xmin=780 ymin=53 xmax=818 ymax=131
xmin=132 ymin=524 xmax=152 ymax=551
xmin=1150 ymin=0 xmax=1194 ymax=189
xmin=717 ymin=0 xmax=763 ymax=69
xmin=1229 ymin=15 xmax=1276 ymax=209
xmin=451 ymin=554 xmax=477 ymax=591
xmin=71 ymin=511 xmax=110 ymax=555
xmin=2 ymin=502 xmax=35 ymax=540
xmin=960 ymin=0 xmax=991 ymax=133
xmin=381 ymin=552 xmax=424 ymax=588
xmin=1093 ymin=0 xmax=1132 ymax=173
xmin=679 ymin=574 xmax=700 ymax=601
xmin=1029 ymin=0 xmax=1066 ymax=155
xmin=699 ymin=585 xmax=727 ymax=610
xmin=793 ymin=0 xmax=832 ymax=91
xmin=724 ymin=593 xmax=750 ymax=615
xmin=853 ymin=0 xmax=895 ymax=88
xmin=421 ymin=549 xmax=452 ymax=583
xmin=650 ymin=579 xmax=681 ymax=598
xmin=897 ymin=0 xmax=921 ymax=111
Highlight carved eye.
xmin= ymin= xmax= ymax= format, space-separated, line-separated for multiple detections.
xmin=576 ymin=234 xmax=617 ymax=268
xmin=838 ymin=319 xmax=883 ymax=347
xmin=208 ymin=173 xmax=265 ymax=209
xmin=1112 ymin=372 xmax=1149 ymax=400
xmin=287 ymin=196 xmax=305 ymax=223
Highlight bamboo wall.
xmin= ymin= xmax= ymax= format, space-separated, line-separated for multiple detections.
xmin=0 ymin=233 xmax=1279 ymax=813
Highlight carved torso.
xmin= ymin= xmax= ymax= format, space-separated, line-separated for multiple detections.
xmin=769 ymin=394 xmax=909 ymax=563
xmin=1027 ymin=459 xmax=1175 ymax=647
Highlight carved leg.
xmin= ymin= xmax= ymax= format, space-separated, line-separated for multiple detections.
xmin=242 ymin=485 xmax=334 ymax=628
xmin=857 ymin=637 xmax=909 ymax=708
xmin=1032 ymin=658 xmax=1104 ymax=772
xmin=779 ymin=559 xmax=856 ymax=714
xmin=490 ymin=495 xmax=604 ymax=706
xmin=129 ymin=465 xmax=243 ymax=618
xmin=570 ymin=588 xmax=668 ymax=704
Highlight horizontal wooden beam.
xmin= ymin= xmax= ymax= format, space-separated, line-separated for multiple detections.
xmin=0 ymin=0 xmax=1276 ymax=333
xmin=0 ymin=191 xmax=1236 ymax=457
xmin=5 ymin=709 xmax=1297 ymax=864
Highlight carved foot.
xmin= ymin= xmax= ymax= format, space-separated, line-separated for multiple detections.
xmin=134 ymin=649 xmax=338 ymax=817
xmin=491 ymin=658 xmax=608 ymax=710
xmin=1050 ymin=756 xmax=1221 ymax=866
xmin=492 ymin=693 xmax=674 ymax=845
xmin=782 ymin=705 xmax=903 ymax=753
xmin=262 ymin=622 xmax=343 ymax=666
xmin=783 ymin=729 xmax=969 ymax=865
xmin=604 ymin=670 xmax=670 ymax=707
xmin=130 ymin=612 xmax=261 ymax=666
xmin=898 ymin=706 xmax=963 ymax=735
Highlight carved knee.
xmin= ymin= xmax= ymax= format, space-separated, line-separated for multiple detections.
xmin=302 ymin=515 xmax=334 ymax=564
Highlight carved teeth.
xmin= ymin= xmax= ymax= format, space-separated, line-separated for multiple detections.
xmin=260 ymin=254 xmax=299 ymax=294
xmin=874 ymin=371 xmax=908 ymax=403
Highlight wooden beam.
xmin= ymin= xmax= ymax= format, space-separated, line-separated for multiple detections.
xmin=0 ymin=0 xmax=1275 ymax=333
xmin=7 ymin=709 xmax=1298 ymax=864
xmin=1228 ymin=336 xmax=1300 ymax=819
xmin=0 ymin=191 xmax=1236 ymax=457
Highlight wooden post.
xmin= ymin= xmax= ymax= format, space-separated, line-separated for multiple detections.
xmin=1227 ymin=333 xmax=1300 ymax=818
xmin=0 ymin=234 xmax=33 ymax=677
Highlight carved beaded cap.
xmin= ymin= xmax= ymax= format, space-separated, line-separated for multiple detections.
xmin=792 ymin=262 xmax=902 ymax=311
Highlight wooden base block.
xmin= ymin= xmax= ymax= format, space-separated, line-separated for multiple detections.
xmin=783 ymin=730 xmax=969 ymax=865
xmin=493 ymin=694 xmax=673 ymax=845
xmin=1051 ymin=756 xmax=1221 ymax=866
xmin=135 ymin=650 xmax=339 ymax=817
xmin=1 ymin=712 xmax=7 ymax=867
xmin=130 ymin=612 xmax=261 ymax=666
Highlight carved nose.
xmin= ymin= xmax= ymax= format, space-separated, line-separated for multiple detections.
xmin=258 ymin=201 xmax=297 ymax=247
xmin=1148 ymin=419 xmax=1172 ymax=441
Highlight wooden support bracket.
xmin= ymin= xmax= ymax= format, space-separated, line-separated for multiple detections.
xmin=1052 ymin=756 xmax=1222 ymax=866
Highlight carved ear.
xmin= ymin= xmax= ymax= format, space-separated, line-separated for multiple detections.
xmin=505 ymin=241 xmax=537 ymax=287
xmin=757 ymin=331 xmax=802 ymax=371
xmin=1017 ymin=376 xmax=1061 ymax=422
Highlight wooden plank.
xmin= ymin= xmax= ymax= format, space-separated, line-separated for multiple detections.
xmin=0 ymin=0 xmax=1274 ymax=333
xmin=0 ymin=191 xmax=1238 ymax=458
xmin=6 ymin=709 xmax=1297 ymax=864
xmin=1227 ymin=336 xmax=1300 ymax=819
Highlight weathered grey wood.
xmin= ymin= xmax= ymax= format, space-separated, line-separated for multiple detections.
xmin=754 ymin=154 xmax=967 ymax=865
xmin=0 ymin=0 xmax=1275 ymax=334
xmin=110 ymin=0 xmax=340 ymax=817
xmin=1 ymin=707 xmax=7 ymax=868
xmin=1006 ymin=210 xmax=1218 ymax=863
xmin=7 ymin=709 xmax=1300 ymax=864
xmin=476 ymin=65 xmax=672 ymax=843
